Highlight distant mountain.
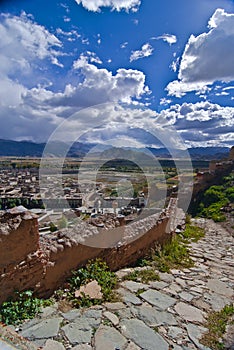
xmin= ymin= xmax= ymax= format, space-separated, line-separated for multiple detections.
xmin=147 ymin=146 xmax=230 ymax=160
xmin=0 ymin=139 xmax=93 ymax=158
xmin=0 ymin=139 xmax=45 ymax=157
xmin=0 ymin=139 xmax=231 ymax=160
xmin=187 ymin=147 xmax=230 ymax=160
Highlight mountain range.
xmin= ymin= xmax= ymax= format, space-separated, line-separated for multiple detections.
xmin=0 ymin=139 xmax=231 ymax=160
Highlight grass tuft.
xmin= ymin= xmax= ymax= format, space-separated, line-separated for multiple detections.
xmin=200 ymin=304 xmax=234 ymax=350
xmin=122 ymin=268 xmax=160 ymax=284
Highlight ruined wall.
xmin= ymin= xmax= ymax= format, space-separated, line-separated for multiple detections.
xmin=0 ymin=212 xmax=39 ymax=273
xmin=38 ymin=212 xmax=170 ymax=297
xmin=0 ymin=199 xmax=183 ymax=303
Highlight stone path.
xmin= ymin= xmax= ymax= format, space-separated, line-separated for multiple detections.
xmin=10 ymin=219 xmax=234 ymax=349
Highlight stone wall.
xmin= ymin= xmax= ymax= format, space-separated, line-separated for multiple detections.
xmin=0 ymin=199 xmax=183 ymax=303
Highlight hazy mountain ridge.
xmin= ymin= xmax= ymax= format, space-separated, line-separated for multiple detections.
xmin=0 ymin=139 xmax=230 ymax=160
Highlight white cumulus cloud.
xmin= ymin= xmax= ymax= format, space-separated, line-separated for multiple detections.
xmin=0 ymin=49 xmax=150 ymax=141
xmin=151 ymin=34 xmax=177 ymax=45
xmin=130 ymin=43 xmax=154 ymax=62
xmin=74 ymin=0 xmax=141 ymax=12
xmin=159 ymin=101 xmax=234 ymax=147
xmin=167 ymin=8 xmax=234 ymax=97
xmin=0 ymin=13 xmax=149 ymax=141
xmin=52 ymin=54 xmax=150 ymax=105
xmin=0 ymin=12 xmax=63 ymax=76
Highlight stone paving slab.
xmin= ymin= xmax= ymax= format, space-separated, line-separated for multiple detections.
xmin=94 ymin=325 xmax=128 ymax=350
xmin=61 ymin=323 xmax=93 ymax=345
xmin=20 ymin=317 xmax=63 ymax=339
xmin=132 ymin=305 xmax=177 ymax=326
xmin=120 ymin=318 xmax=169 ymax=350
xmin=140 ymin=289 xmax=176 ymax=310
xmin=175 ymin=302 xmax=205 ymax=323
xmin=7 ymin=218 xmax=233 ymax=350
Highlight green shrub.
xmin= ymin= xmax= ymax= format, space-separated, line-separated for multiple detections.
xmin=49 ymin=222 xmax=57 ymax=232
xmin=225 ymin=187 xmax=234 ymax=203
xmin=192 ymin=171 xmax=234 ymax=220
xmin=202 ymin=201 xmax=228 ymax=222
xmin=203 ymin=186 xmax=225 ymax=206
xmin=0 ymin=290 xmax=51 ymax=325
xmin=68 ymin=259 xmax=117 ymax=307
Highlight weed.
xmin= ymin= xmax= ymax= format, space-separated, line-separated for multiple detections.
xmin=102 ymin=318 xmax=112 ymax=326
xmin=122 ymin=269 xmax=160 ymax=283
xmin=185 ymin=214 xmax=191 ymax=224
xmin=136 ymin=288 xmax=146 ymax=297
xmin=136 ymin=258 xmax=151 ymax=267
xmin=151 ymin=236 xmax=194 ymax=272
xmin=200 ymin=304 xmax=234 ymax=350
xmin=0 ymin=290 xmax=51 ymax=325
xmin=67 ymin=259 xmax=117 ymax=307
xmin=137 ymin=224 xmax=205 ymax=273
xmin=182 ymin=224 xmax=205 ymax=243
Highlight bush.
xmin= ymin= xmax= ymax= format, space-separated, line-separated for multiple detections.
xmin=202 ymin=201 xmax=228 ymax=222
xmin=192 ymin=171 xmax=234 ymax=221
xmin=225 ymin=187 xmax=234 ymax=203
xmin=0 ymin=290 xmax=51 ymax=325
xmin=67 ymin=259 xmax=117 ymax=307
xmin=49 ymin=222 xmax=57 ymax=232
xmin=203 ymin=186 xmax=225 ymax=206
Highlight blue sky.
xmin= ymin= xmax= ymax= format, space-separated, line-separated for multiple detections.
xmin=0 ymin=0 xmax=233 ymax=148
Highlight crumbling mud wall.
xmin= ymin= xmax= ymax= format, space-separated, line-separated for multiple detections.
xmin=0 ymin=212 xmax=39 ymax=270
xmin=0 ymin=199 xmax=184 ymax=303
xmin=0 ymin=211 xmax=48 ymax=304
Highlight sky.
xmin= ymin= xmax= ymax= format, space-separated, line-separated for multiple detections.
xmin=0 ymin=0 xmax=234 ymax=148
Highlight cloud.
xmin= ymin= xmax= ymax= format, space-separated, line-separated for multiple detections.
xmin=0 ymin=12 xmax=232 ymax=148
xmin=0 ymin=12 xmax=63 ymax=76
xmin=82 ymin=51 xmax=103 ymax=64
xmin=48 ymin=54 xmax=150 ymax=106
xmin=159 ymin=101 xmax=234 ymax=147
xmin=0 ymin=48 xmax=150 ymax=141
xmin=167 ymin=8 xmax=234 ymax=97
xmin=160 ymin=98 xmax=172 ymax=106
xmin=130 ymin=43 xmax=154 ymax=62
xmin=56 ymin=28 xmax=80 ymax=41
xmin=120 ymin=41 xmax=128 ymax=49
xmin=0 ymin=13 xmax=148 ymax=141
xmin=170 ymin=57 xmax=180 ymax=73
xmin=0 ymin=12 xmax=66 ymax=140
xmin=74 ymin=0 xmax=141 ymax=12
xmin=151 ymin=34 xmax=177 ymax=45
